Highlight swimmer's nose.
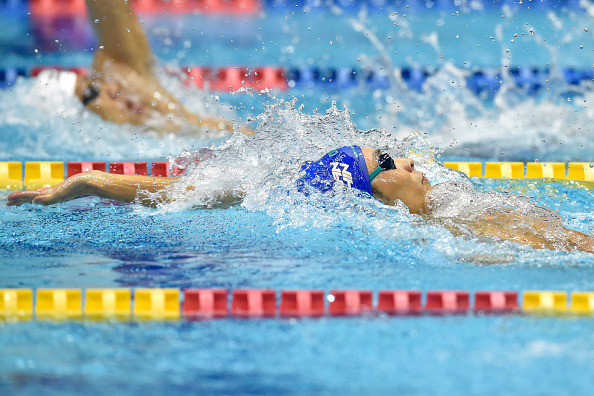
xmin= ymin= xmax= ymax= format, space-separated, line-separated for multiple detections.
xmin=394 ymin=158 xmax=415 ymax=172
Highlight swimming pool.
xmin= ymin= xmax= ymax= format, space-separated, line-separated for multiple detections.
xmin=1 ymin=2 xmax=593 ymax=394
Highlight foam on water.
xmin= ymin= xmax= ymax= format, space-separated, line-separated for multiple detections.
xmin=150 ymin=99 xmax=592 ymax=261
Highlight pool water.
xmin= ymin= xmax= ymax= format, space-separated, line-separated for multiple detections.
xmin=1 ymin=3 xmax=593 ymax=394
xmin=1 ymin=178 xmax=593 ymax=394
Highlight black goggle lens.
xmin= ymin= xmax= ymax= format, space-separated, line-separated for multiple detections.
xmin=378 ymin=153 xmax=396 ymax=170
xmin=81 ymin=84 xmax=100 ymax=106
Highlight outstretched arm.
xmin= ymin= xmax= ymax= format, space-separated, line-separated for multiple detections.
xmin=86 ymin=0 xmax=153 ymax=76
xmin=7 ymin=171 xmax=175 ymax=208
xmin=464 ymin=212 xmax=593 ymax=253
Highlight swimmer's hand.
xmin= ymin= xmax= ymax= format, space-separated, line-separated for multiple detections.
xmin=7 ymin=174 xmax=91 ymax=206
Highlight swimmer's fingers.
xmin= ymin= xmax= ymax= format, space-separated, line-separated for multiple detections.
xmin=31 ymin=191 xmax=62 ymax=206
xmin=6 ymin=189 xmax=52 ymax=207
xmin=31 ymin=177 xmax=89 ymax=206
xmin=7 ymin=175 xmax=90 ymax=207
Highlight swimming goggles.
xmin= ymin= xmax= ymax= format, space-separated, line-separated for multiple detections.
xmin=81 ymin=84 xmax=100 ymax=106
xmin=369 ymin=152 xmax=396 ymax=182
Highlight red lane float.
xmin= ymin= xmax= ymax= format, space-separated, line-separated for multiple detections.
xmin=132 ymin=0 xmax=261 ymax=14
xmin=252 ymin=67 xmax=288 ymax=91
xmin=30 ymin=0 xmax=87 ymax=17
xmin=151 ymin=162 xmax=185 ymax=177
xmin=280 ymin=290 xmax=325 ymax=317
xmin=151 ymin=162 xmax=169 ymax=177
xmin=184 ymin=67 xmax=212 ymax=90
xmin=425 ymin=291 xmax=470 ymax=314
xmin=200 ymin=0 xmax=260 ymax=14
xmin=31 ymin=66 xmax=88 ymax=77
xmin=30 ymin=0 xmax=260 ymax=16
xmin=377 ymin=290 xmax=422 ymax=315
xmin=67 ymin=162 xmax=106 ymax=178
xmin=231 ymin=289 xmax=276 ymax=317
xmin=474 ymin=291 xmax=518 ymax=313
xmin=209 ymin=67 xmax=249 ymax=91
xmin=183 ymin=289 xmax=228 ymax=317
xmin=108 ymin=162 xmax=148 ymax=176
xmin=328 ymin=290 xmax=373 ymax=316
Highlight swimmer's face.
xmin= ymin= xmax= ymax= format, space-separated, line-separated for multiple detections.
xmin=75 ymin=76 xmax=145 ymax=125
xmin=360 ymin=147 xmax=432 ymax=214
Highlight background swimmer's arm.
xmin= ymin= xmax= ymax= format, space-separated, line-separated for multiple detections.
xmin=7 ymin=171 xmax=176 ymax=208
xmin=184 ymin=113 xmax=254 ymax=135
xmin=86 ymin=0 xmax=153 ymax=76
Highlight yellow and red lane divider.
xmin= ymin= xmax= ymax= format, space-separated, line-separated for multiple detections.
xmin=1 ymin=161 xmax=593 ymax=191
xmin=443 ymin=161 xmax=594 ymax=182
xmin=0 ymin=289 xmax=592 ymax=321
xmin=0 ymin=161 xmax=184 ymax=190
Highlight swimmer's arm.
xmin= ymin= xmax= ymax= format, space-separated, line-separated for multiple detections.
xmin=184 ymin=113 xmax=254 ymax=135
xmin=86 ymin=0 xmax=153 ymax=75
xmin=6 ymin=171 xmax=176 ymax=208
xmin=467 ymin=213 xmax=594 ymax=253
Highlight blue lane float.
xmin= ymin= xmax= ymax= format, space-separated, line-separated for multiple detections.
xmin=263 ymin=0 xmax=584 ymax=11
xmin=0 ymin=68 xmax=27 ymax=88
xmin=1 ymin=65 xmax=592 ymax=95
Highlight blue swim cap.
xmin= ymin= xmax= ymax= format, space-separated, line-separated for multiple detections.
xmin=297 ymin=146 xmax=373 ymax=197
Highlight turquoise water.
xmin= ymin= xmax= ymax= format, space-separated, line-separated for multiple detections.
xmin=1 ymin=4 xmax=594 ymax=395
xmin=1 ymin=178 xmax=593 ymax=394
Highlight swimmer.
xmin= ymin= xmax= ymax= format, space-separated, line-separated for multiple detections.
xmin=6 ymin=145 xmax=593 ymax=254
xmin=38 ymin=0 xmax=246 ymax=134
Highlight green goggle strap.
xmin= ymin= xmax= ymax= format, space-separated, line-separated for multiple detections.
xmin=369 ymin=166 xmax=383 ymax=182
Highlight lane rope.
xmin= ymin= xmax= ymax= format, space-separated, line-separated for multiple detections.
xmin=1 ymin=66 xmax=592 ymax=97
xmin=1 ymin=160 xmax=593 ymax=191
xmin=1 ymin=289 xmax=592 ymax=320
